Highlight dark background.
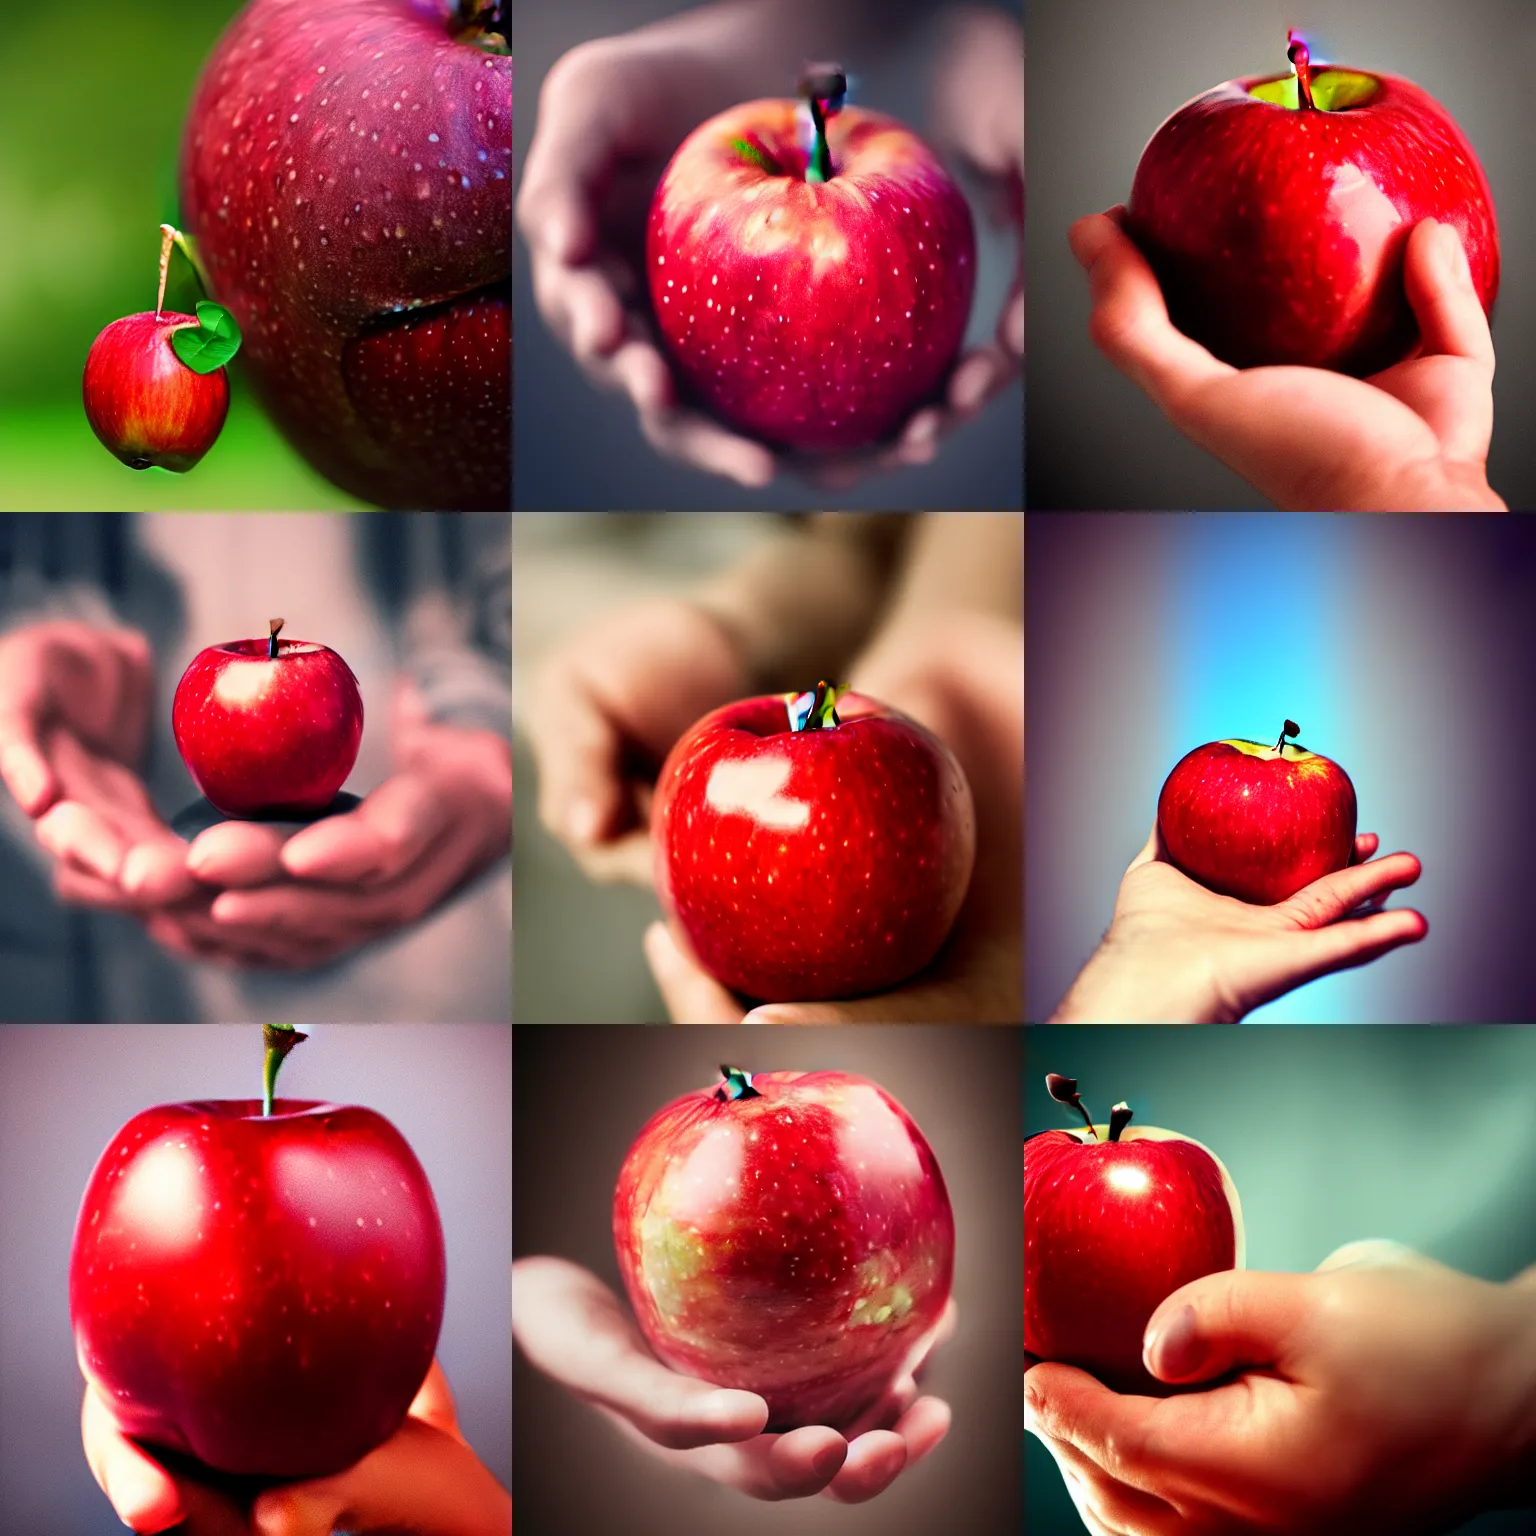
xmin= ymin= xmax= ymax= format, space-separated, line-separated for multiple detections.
xmin=512 ymin=0 xmax=1023 ymax=511
xmin=1024 ymin=1026 xmax=1536 ymax=1534
xmin=1025 ymin=0 xmax=1536 ymax=511
xmin=0 ymin=1023 xmax=511 ymax=1535
xmin=513 ymin=1025 xmax=1021 ymax=1534
xmin=1026 ymin=512 xmax=1536 ymax=1024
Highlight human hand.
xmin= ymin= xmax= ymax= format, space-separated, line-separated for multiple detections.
xmin=1024 ymin=1242 xmax=1536 ymax=1536
xmin=1069 ymin=209 xmax=1504 ymax=511
xmin=83 ymin=1359 xmax=511 ymax=1536
xmin=1050 ymin=826 xmax=1427 ymax=1024
xmin=524 ymin=596 xmax=748 ymax=887
xmin=513 ymin=1255 xmax=953 ymax=1502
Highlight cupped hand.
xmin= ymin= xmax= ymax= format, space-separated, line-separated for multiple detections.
xmin=1025 ymin=1243 xmax=1536 ymax=1536
xmin=1050 ymin=826 xmax=1427 ymax=1024
xmin=1070 ymin=209 xmax=1504 ymax=511
xmin=513 ymin=1256 xmax=953 ymax=1502
xmin=83 ymin=1360 xmax=511 ymax=1536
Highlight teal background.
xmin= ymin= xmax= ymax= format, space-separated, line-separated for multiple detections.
xmin=0 ymin=1 xmax=368 ymax=508
xmin=1025 ymin=1025 xmax=1536 ymax=1534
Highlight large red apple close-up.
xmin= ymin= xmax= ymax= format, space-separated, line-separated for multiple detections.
xmin=647 ymin=68 xmax=975 ymax=451
xmin=1025 ymin=1075 xmax=1244 ymax=1395
xmin=1126 ymin=32 xmax=1499 ymax=374
xmin=651 ymin=683 xmax=976 ymax=1003
xmin=1156 ymin=719 xmax=1358 ymax=906
xmin=179 ymin=0 xmax=511 ymax=509
xmin=614 ymin=1066 xmax=954 ymax=1430
xmin=172 ymin=618 xmax=364 ymax=819
xmin=68 ymin=1055 xmax=446 ymax=1477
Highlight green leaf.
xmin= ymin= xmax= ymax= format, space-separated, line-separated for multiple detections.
xmin=170 ymin=302 xmax=242 ymax=374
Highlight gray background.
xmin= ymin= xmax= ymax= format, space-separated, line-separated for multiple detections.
xmin=514 ymin=1025 xmax=1022 ymax=1534
xmin=1026 ymin=0 xmax=1536 ymax=510
xmin=0 ymin=1023 xmax=511 ymax=1534
xmin=1025 ymin=1026 xmax=1536 ymax=1534
xmin=512 ymin=0 xmax=1023 ymax=511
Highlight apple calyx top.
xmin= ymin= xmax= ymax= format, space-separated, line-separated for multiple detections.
xmin=1274 ymin=718 xmax=1301 ymax=753
xmin=1248 ymin=36 xmax=1380 ymax=113
xmin=785 ymin=680 xmax=846 ymax=733
xmin=798 ymin=64 xmax=847 ymax=183
xmin=1046 ymin=1073 xmax=1134 ymax=1143
xmin=449 ymin=0 xmax=508 ymax=54
xmin=714 ymin=1065 xmax=764 ymax=1103
xmin=262 ymin=1023 xmax=309 ymax=1117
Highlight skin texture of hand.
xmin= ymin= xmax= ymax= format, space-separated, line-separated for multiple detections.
xmin=1069 ymin=209 xmax=1505 ymax=511
xmin=1050 ymin=828 xmax=1427 ymax=1024
xmin=517 ymin=1 xmax=1012 ymax=490
xmin=513 ymin=1256 xmax=953 ymax=1503
xmin=1025 ymin=1242 xmax=1536 ymax=1536
xmin=82 ymin=1359 xmax=512 ymax=1536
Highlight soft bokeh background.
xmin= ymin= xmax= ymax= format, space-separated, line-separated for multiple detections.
xmin=0 ymin=0 xmax=369 ymax=509
xmin=513 ymin=0 xmax=1023 ymax=511
xmin=1025 ymin=0 xmax=1536 ymax=510
xmin=1026 ymin=512 xmax=1536 ymax=1024
xmin=514 ymin=1025 xmax=1021 ymax=1534
xmin=0 ymin=1022 xmax=512 ymax=1535
xmin=1024 ymin=1025 xmax=1536 ymax=1535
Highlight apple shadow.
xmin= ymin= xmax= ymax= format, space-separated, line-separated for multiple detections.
xmin=171 ymin=791 xmax=362 ymax=841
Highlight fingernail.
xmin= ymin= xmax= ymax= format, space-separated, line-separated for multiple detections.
xmin=1144 ymin=1303 xmax=1202 ymax=1380
xmin=210 ymin=894 xmax=243 ymax=924
xmin=1440 ymin=222 xmax=1471 ymax=285
xmin=1 ymin=744 xmax=48 ymax=811
xmin=120 ymin=848 xmax=152 ymax=896
xmin=567 ymin=799 xmax=600 ymax=844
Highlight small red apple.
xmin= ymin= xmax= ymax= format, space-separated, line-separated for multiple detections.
xmin=173 ymin=617 xmax=364 ymax=819
xmin=614 ymin=1065 xmax=954 ymax=1430
xmin=1025 ymin=1074 xmax=1243 ymax=1394
xmin=651 ymin=681 xmax=976 ymax=1002
xmin=68 ymin=1026 xmax=446 ymax=1478
xmin=1127 ymin=31 xmax=1499 ymax=373
xmin=647 ymin=66 xmax=975 ymax=450
xmin=1156 ymin=718 xmax=1357 ymax=906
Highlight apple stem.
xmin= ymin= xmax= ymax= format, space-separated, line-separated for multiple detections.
xmin=715 ymin=1065 xmax=763 ymax=1103
xmin=789 ymin=680 xmax=844 ymax=732
xmin=1108 ymin=1102 xmax=1133 ymax=1142
xmin=1273 ymin=718 xmax=1300 ymax=753
xmin=155 ymin=224 xmax=176 ymax=320
xmin=268 ymin=617 xmax=285 ymax=660
xmin=798 ymin=64 xmax=846 ymax=183
xmin=1288 ymin=31 xmax=1315 ymax=110
xmin=261 ymin=1023 xmax=308 ymax=1116
xmin=1045 ymin=1073 xmax=1098 ymax=1141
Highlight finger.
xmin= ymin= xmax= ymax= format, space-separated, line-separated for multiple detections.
xmin=1142 ymin=1269 xmax=1316 ymax=1385
xmin=527 ymin=245 xmax=628 ymax=362
xmin=120 ymin=839 xmax=201 ymax=905
xmin=147 ymin=910 xmax=338 ymax=972
xmin=55 ymin=862 xmax=146 ymax=912
xmin=1279 ymin=850 xmax=1423 ymax=928
xmin=82 ymin=1384 xmax=184 ymax=1534
xmin=281 ymin=774 xmax=449 ymax=884
xmin=636 ymin=397 xmax=777 ymax=488
xmin=1031 ymin=1428 xmax=1183 ymax=1536
xmin=946 ymin=345 xmax=1016 ymax=417
xmin=821 ymin=1429 xmax=908 ymax=1504
xmin=527 ymin=673 xmax=628 ymax=847
xmin=1350 ymin=831 xmax=1380 ymax=864
xmin=1025 ymin=1361 xmax=1168 ymax=1493
xmin=1314 ymin=1237 xmax=1431 ymax=1274
xmin=891 ymin=1394 xmax=952 ymax=1471
xmin=567 ymin=827 xmax=656 ymax=887
xmin=1267 ymin=906 xmax=1429 ymax=995
xmin=186 ymin=821 xmax=289 ymax=888
xmin=1403 ymin=219 xmax=1495 ymax=372
xmin=763 ymin=1426 xmax=849 ymax=1497
xmin=1125 ymin=821 xmax=1164 ymax=874
xmin=0 ymin=734 xmax=56 ymax=816
xmin=405 ymin=1359 xmax=465 ymax=1442
xmin=644 ymin=921 xmax=748 ymax=1024
xmin=34 ymin=799 xmax=130 ymax=881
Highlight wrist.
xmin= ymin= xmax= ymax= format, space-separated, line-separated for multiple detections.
xmin=1047 ymin=925 xmax=1225 ymax=1024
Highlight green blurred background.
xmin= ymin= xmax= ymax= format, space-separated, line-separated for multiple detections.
xmin=1025 ymin=1026 xmax=1536 ymax=1536
xmin=0 ymin=0 xmax=367 ymax=509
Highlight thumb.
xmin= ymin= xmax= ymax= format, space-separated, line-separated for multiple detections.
xmin=1141 ymin=1269 xmax=1313 ymax=1386
xmin=1402 ymin=218 xmax=1494 ymax=369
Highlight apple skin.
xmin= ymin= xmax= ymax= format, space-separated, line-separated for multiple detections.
xmin=180 ymin=0 xmax=511 ymax=509
xmin=1127 ymin=63 xmax=1499 ymax=373
xmin=1157 ymin=737 xmax=1358 ymax=906
xmin=1025 ymin=1124 xmax=1243 ymax=1394
xmin=651 ymin=691 xmax=976 ymax=1002
xmin=69 ymin=1098 xmax=446 ymax=1478
xmin=614 ymin=1069 xmax=954 ymax=1430
xmin=82 ymin=312 xmax=230 ymax=472
xmin=647 ymin=100 xmax=975 ymax=450
xmin=172 ymin=636 xmax=364 ymax=818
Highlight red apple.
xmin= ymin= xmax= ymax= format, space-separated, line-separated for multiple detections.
xmin=179 ymin=0 xmax=511 ymax=509
xmin=1025 ymin=1075 xmax=1243 ymax=1394
xmin=1126 ymin=31 xmax=1499 ymax=373
xmin=651 ymin=682 xmax=976 ymax=1002
xmin=1156 ymin=718 xmax=1357 ymax=906
xmin=68 ymin=1039 xmax=445 ymax=1478
xmin=647 ymin=66 xmax=975 ymax=450
xmin=173 ymin=618 xmax=364 ymax=818
xmin=82 ymin=311 xmax=230 ymax=472
xmin=614 ymin=1065 xmax=954 ymax=1430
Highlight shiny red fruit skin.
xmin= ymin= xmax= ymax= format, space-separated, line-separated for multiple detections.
xmin=180 ymin=0 xmax=511 ymax=509
xmin=652 ymin=692 xmax=976 ymax=1002
xmin=1025 ymin=1129 xmax=1236 ymax=1394
xmin=82 ymin=313 xmax=230 ymax=472
xmin=172 ymin=638 xmax=364 ymax=818
xmin=69 ymin=1099 xmax=446 ymax=1478
xmin=1157 ymin=740 xmax=1357 ymax=906
xmin=647 ymin=100 xmax=975 ymax=450
xmin=1127 ymin=67 xmax=1499 ymax=373
xmin=614 ymin=1070 xmax=954 ymax=1430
